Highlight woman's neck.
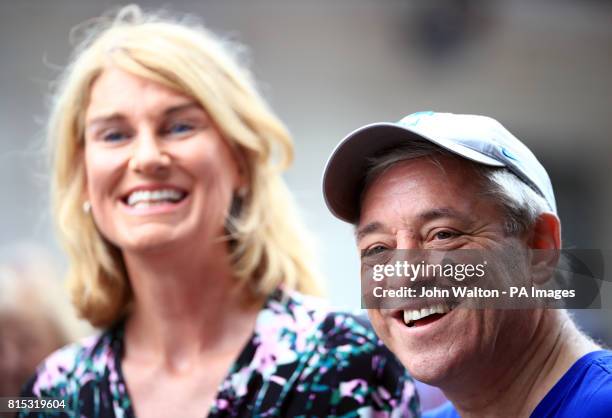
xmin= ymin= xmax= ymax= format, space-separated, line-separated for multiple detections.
xmin=121 ymin=239 xmax=263 ymax=372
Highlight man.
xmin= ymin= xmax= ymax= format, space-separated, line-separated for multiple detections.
xmin=322 ymin=111 xmax=612 ymax=417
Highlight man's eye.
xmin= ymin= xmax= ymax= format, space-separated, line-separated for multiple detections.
xmin=434 ymin=231 xmax=457 ymax=240
xmin=362 ymin=245 xmax=389 ymax=257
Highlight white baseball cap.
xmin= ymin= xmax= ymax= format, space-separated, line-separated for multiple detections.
xmin=322 ymin=111 xmax=557 ymax=223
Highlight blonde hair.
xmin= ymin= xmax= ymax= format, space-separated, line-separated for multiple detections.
xmin=50 ymin=5 xmax=323 ymax=328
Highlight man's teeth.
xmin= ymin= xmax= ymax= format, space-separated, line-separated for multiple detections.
xmin=403 ymin=303 xmax=451 ymax=325
xmin=126 ymin=189 xmax=185 ymax=207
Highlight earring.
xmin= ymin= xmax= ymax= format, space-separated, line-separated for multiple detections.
xmin=237 ymin=186 xmax=248 ymax=198
xmin=82 ymin=200 xmax=92 ymax=214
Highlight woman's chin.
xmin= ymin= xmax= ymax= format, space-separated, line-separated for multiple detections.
xmin=118 ymin=228 xmax=184 ymax=254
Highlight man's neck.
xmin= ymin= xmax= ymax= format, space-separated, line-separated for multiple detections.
xmin=446 ymin=310 xmax=599 ymax=418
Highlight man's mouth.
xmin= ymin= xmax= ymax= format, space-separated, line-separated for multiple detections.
xmin=400 ymin=303 xmax=454 ymax=328
xmin=122 ymin=188 xmax=188 ymax=208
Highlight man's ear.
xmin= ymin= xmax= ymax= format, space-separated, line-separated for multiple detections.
xmin=529 ymin=212 xmax=561 ymax=284
xmin=529 ymin=212 xmax=561 ymax=250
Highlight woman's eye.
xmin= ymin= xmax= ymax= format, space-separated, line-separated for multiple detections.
xmin=167 ymin=122 xmax=194 ymax=135
xmin=102 ymin=131 xmax=128 ymax=142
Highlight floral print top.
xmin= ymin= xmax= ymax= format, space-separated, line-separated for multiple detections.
xmin=20 ymin=288 xmax=419 ymax=417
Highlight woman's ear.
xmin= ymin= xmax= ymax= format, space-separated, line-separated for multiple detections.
xmin=80 ymin=150 xmax=90 ymax=208
xmin=529 ymin=212 xmax=561 ymax=285
xmin=233 ymin=147 xmax=250 ymax=191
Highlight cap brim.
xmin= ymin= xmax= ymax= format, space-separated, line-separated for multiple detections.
xmin=322 ymin=123 xmax=505 ymax=223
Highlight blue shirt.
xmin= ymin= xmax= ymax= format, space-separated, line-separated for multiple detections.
xmin=424 ymin=350 xmax=612 ymax=418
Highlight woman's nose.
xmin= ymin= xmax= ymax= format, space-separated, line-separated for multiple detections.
xmin=128 ymin=129 xmax=171 ymax=175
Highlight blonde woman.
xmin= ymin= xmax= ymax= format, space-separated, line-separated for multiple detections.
xmin=20 ymin=6 xmax=418 ymax=418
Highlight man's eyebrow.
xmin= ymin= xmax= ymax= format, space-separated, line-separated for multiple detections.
xmin=355 ymin=221 xmax=386 ymax=241
xmin=418 ymin=207 xmax=474 ymax=224
xmin=355 ymin=208 xmax=473 ymax=241
xmin=85 ymin=102 xmax=202 ymax=129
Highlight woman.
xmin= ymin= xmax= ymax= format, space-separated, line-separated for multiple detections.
xmin=20 ymin=5 xmax=418 ymax=418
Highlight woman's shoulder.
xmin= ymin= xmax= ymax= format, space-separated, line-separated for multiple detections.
xmin=263 ymin=288 xmax=404 ymax=370
xmin=21 ymin=327 xmax=118 ymax=398
xmin=256 ymin=288 xmax=419 ymax=416
xmin=264 ymin=288 xmax=379 ymax=346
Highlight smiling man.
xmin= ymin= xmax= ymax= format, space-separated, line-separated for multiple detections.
xmin=322 ymin=112 xmax=612 ymax=417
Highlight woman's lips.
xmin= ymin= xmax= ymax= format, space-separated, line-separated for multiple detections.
xmin=121 ymin=185 xmax=188 ymax=205
xmin=119 ymin=190 xmax=190 ymax=215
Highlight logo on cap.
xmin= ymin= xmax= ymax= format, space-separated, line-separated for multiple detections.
xmin=399 ymin=111 xmax=435 ymax=128
xmin=501 ymin=147 xmax=518 ymax=161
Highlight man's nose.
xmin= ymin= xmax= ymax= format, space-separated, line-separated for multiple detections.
xmin=396 ymin=231 xmax=420 ymax=250
xmin=128 ymin=128 xmax=171 ymax=175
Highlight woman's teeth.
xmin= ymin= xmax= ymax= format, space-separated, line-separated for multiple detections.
xmin=403 ymin=303 xmax=451 ymax=326
xmin=126 ymin=189 xmax=186 ymax=207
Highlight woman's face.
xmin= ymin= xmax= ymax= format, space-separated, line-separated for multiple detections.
xmin=83 ymin=67 xmax=243 ymax=254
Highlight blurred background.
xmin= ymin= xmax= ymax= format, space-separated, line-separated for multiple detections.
xmin=1 ymin=0 xmax=611 ymax=408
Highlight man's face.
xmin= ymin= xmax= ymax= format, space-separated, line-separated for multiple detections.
xmin=358 ymin=156 xmax=539 ymax=386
